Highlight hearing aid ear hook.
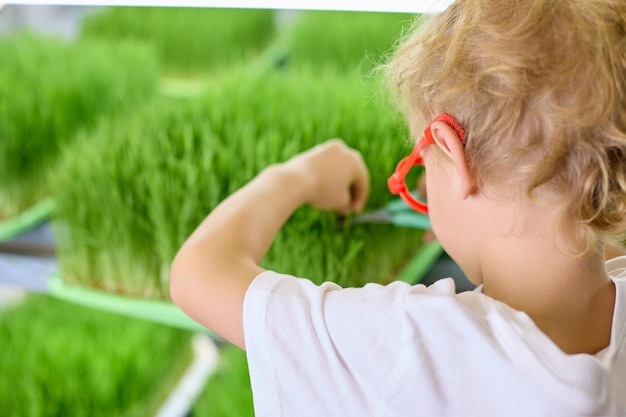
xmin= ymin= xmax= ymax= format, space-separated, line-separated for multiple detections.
xmin=387 ymin=113 xmax=466 ymax=214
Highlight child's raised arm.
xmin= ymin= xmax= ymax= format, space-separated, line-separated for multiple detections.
xmin=170 ymin=139 xmax=369 ymax=349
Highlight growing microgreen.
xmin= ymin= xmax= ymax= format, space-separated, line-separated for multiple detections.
xmin=193 ymin=344 xmax=254 ymax=417
xmin=81 ymin=7 xmax=277 ymax=76
xmin=0 ymin=294 xmax=192 ymax=417
xmin=54 ymin=67 xmax=422 ymax=299
xmin=285 ymin=11 xmax=416 ymax=73
xmin=0 ymin=32 xmax=158 ymax=220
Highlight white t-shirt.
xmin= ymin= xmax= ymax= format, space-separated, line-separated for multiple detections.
xmin=243 ymin=257 xmax=626 ymax=417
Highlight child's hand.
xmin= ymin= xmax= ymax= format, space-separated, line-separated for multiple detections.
xmin=172 ymin=140 xmax=369 ymax=349
xmin=283 ymin=139 xmax=370 ymax=215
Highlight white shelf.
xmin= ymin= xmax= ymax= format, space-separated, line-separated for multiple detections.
xmin=3 ymin=0 xmax=453 ymax=13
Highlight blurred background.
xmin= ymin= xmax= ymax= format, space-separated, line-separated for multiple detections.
xmin=0 ymin=5 xmax=99 ymax=39
xmin=0 ymin=4 xmax=471 ymax=416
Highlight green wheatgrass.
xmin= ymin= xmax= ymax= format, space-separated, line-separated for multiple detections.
xmin=81 ymin=7 xmax=277 ymax=76
xmin=0 ymin=294 xmax=192 ymax=417
xmin=285 ymin=11 xmax=416 ymax=73
xmin=54 ymin=68 xmax=423 ymax=299
xmin=0 ymin=32 xmax=158 ymax=220
xmin=193 ymin=345 xmax=254 ymax=417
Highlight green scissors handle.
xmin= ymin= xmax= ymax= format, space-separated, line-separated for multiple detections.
xmin=352 ymin=195 xmax=431 ymax=230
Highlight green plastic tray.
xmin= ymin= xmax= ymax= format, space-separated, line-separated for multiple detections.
xmin=0 ymin=197 xmax=55 ymax=242
xmin=396 ymin=240 xmax=444 ymax=284
xmin=47 ymin=239 xmax=440 ymax=336
xmin=48 ymin=274 xmax=209 ymax=334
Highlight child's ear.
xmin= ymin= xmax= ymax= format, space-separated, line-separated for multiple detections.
xmin=429 ymin=120 xmax=477 ymax=200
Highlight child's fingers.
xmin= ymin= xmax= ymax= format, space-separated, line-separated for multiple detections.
xmin=348 ymin=150 xmax=370 ymax=213
xmin=288 ymin=139 xmax=370 ymax=213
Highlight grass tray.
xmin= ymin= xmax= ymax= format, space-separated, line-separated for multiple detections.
xmin=396 ymin=240 xmax=444 ymax=284
xmin=48 ymin=274 xmax=207 ymax=334
xmin=0 ymin=293 xmax=193 ymax=417
xmin=46 ymin=240 xmax=441 ymax=337
xmin=0 ymin=197 xmax=55 ymax=242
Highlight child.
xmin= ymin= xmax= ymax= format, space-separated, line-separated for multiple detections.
xmin=171 ymin=0 xmax=626 ymax=415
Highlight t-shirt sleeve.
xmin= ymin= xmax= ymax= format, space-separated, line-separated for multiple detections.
xmin=242 ymin=270 xmax=458 ymax=417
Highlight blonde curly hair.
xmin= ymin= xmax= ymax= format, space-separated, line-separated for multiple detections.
xmin=388 ymin=0 xmax=626 ymax=252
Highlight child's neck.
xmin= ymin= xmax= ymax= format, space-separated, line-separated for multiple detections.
xmin=480 ymin=236 xmax=616 ymax=355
